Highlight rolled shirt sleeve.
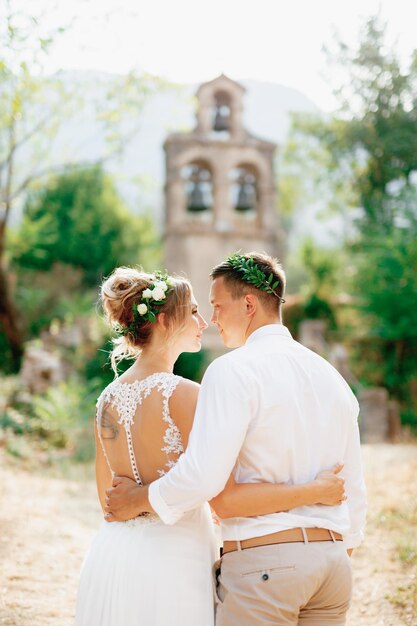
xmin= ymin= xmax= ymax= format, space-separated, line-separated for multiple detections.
xmin=342 ymin=392 xmax=367 ymax=549
xmin=148 ymin=357 xmax=255 ymax=524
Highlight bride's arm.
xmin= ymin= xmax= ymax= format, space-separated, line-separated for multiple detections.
xmin=95 ymin=419 xmax=113 ymax=512
xmin=209 ymin=466 xmax=345 ymax=519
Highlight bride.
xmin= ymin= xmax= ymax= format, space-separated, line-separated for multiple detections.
xmin=76 ymin=267 xmax=345 ymax=626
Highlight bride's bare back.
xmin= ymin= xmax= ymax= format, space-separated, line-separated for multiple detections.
xmin=95 ymin=372 xmax=190 ymax=500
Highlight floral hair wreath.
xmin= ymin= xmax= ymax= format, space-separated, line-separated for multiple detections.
xmin=225 ymin=253 xmax=286 ymax=303
xmin=113 ymin=271 xmax=173 ymax=339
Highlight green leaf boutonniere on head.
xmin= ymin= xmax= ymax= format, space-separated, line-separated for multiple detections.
xmin=225 ymin=253 xmax=286 ymax=302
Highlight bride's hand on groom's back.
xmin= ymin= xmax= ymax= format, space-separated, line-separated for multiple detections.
xmin=104 ymin=476 xmax=151 ymax=522
xmin=314 ymin=463 xmax=347 ymax=506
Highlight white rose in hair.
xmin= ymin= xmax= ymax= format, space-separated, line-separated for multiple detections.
xmin=152 ymin=287 xmax=165 ymax=301
xmin=137 ymin=303 xmax=148 ymax=315
xmin=155 ymin=281 xmax=168 ymax=292
xmin=142 ymin=289 xmax=153 ymax=299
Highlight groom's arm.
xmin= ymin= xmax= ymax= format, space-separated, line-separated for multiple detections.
xmin=150 ymin=357 xmax=255 ymax=523
xmin=106 ymin=357 xmax=254 ymax=523
xmin=342 ymin=415 xmax=367 ymax=550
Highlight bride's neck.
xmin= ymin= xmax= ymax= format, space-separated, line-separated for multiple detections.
xmin=130 ymin=342 xmax=179 ymax=378
xmin=121 ymin=328 xmax=181 ymax=381
xmin=135 ymin=354 xmax=174 ymax=375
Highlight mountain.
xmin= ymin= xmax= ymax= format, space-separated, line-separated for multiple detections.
xmin=15 ymin=71 xmax=343 ymax=246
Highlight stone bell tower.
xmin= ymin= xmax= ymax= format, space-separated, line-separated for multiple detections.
xmin=164 ymin=74 xmax=284 ymax=349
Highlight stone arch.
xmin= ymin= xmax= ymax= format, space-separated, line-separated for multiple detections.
xmin=181 ymin=158 xmax=213 ymax=213
xmin=229 ymin=162 xmax=261 ymax=214
xmin=196 ymin=75 xmax=245 ymax=137
xmin=212 ymin=89 xmax=232 ymax=133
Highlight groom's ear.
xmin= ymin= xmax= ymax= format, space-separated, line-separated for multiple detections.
xmin=244 ymin=294 xmax=257 ymax=317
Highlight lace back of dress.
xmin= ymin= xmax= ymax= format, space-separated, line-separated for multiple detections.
xmin=96 ymin=373 xmax=183 ymax=486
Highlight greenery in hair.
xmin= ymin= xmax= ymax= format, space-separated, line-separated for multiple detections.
xmin=113 ymin=271 xmax=173 ymax=338
xmin=225 ymin=253 xmax=284 ymax=301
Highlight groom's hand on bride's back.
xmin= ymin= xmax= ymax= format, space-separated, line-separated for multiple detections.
xmin=104 ymin=476 xmax=153 ymax=522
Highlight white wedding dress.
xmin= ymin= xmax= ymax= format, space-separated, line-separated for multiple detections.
xmin=76 ymin=372 xmax=216 ymax=626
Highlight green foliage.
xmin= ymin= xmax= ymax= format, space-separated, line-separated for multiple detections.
xmin=300 ymin=16 xmax=417 ymax=230
xmin=282 ymin=301 xmax=306 ymax=340
xmin=299 ymin=238 xmax=340 ymax=297
xmin=292 ymin=238 xmax=340 ymax=330
xmin=0 ymin=3 xmax=165 ymax=225
xmin=30 ymin=378 xmax=98 ymax=455
xmin=0 ymin=375 xmax=99 ymax=462
xmin=277 ymin=114 xmax=358 ymax=222
xmin=0 ymin=3 xmax=164 ymax=368
xmin=13 ymin=166 xmax=158 ymax=287
xmin=226 ymin=253 xmax=281 ymax=295
xmin=400 ymin=409 xmax=417 ymax=434
xmin=281 ymin=16 xmax=417 ymax=231
xmin=284 ymin=15 xmax=417 ymax=427
xmin=13 ymin=264 xmax=89 ymax=337
xmin=351 ymin=202 xmax=417 ymax=402
xmin=84 ymin=339 xmax=114 ymax=386
xmin=0 ymin=328 xmax=16 ymax=374
xmin=303 ymin=294 xmax=337 ymax=329
xmin=174 ymin=350 xmax=210 ymax=383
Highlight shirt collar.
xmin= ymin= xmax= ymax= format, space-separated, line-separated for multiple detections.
xmin=245 ymin=324 xmax=292 ymax=345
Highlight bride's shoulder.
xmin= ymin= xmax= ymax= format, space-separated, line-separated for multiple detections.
xmin=169 ymin=378 xmax=200 ymax=436
xmin=169 ymin=377 xmax=200 ymax=410
xmin=171 ymin=376 xmax=200 ymax=400
xmin=95 ymin=377 xmax=120 ymax=405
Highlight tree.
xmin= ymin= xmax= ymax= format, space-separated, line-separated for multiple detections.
xmin=0 ymin=0 xmax=163 ymax=368
xmin=0 ymin=1 xmax=66 ymax=366
xmin=285 ymin=15 xmax=417 ymax=415
xmin=351 ymin=189 xmax=417 ymax=408
xmin=287 ymin=15 xmax=417 ymax=229
xmin=298 ymin=238 xmax=339 ymax=328
xmin=13 ymin=166 xmax=158 ymax=286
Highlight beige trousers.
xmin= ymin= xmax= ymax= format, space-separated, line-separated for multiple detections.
xmin=214 ymin=541 xmax=352 ymax=626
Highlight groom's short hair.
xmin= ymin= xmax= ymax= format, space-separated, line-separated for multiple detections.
xmin=210 ymin=251 xmax=286 ymax=315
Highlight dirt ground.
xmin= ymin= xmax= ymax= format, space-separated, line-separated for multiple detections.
xmin=0 ymin=443 xmax=416 ymax=626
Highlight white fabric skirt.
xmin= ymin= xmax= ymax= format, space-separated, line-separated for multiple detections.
xmin=76 ymin=504 xmax=216 ymax=626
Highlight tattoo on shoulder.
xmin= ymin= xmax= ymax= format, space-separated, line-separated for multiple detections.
xmin=100 ymin=408 xmax=119 ymax=440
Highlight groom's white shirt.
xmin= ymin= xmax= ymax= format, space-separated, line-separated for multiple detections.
xmin=149 ymin=324 xmax=366 ymax=549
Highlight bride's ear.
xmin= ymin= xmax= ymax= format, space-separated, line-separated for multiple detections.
xmin=156 ymin=312 xmax=168 ymax=331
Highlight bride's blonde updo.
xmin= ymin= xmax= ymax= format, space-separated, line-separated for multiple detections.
xmin=100 ymin=267 xmax=192 ymax=373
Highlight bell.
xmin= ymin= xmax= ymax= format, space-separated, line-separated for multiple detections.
xmin=187 ymin=182 xmax=207 ymax=212
xmin=235 ymin=182 xmax=254 ymax=212
xmin=213 ymin=106 xmax=230 ymax=132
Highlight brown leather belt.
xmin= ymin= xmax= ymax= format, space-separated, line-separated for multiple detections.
xmin=222 ymin=528 xmax=343 ymax=555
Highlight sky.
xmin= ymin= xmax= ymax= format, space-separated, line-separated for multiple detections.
xmin=14 ymin=0 xmax=417 ymax=111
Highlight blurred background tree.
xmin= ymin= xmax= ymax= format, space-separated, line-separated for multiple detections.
xmin=8 ymin=165 xmax=158 ymax=339
xmin=0 ymin=0 xmax=163 ymax=369
xmin=12 ymin=166 xmax=157 ymax=286
xmin=282 ymin=15 xmax=417 ymax=427
xmin=299 ymin=238 xmax=339 ymax=328
xmin=0 ymin=0 xmax=68 ymax=367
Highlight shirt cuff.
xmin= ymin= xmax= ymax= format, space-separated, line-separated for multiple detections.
xmin=342 ymin=530 xmax=364 ymax=550
xmin=148 ymin=480 xmax=184 ymax=525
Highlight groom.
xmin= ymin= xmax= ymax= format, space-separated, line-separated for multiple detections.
xmin=106 ymin=251 xmax=367 ymax=625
